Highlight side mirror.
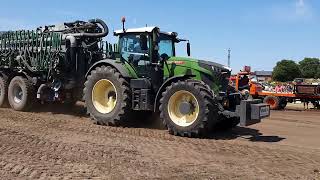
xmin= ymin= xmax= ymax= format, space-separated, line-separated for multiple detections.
xmin=187 ymin=42 xmax=191 ymax=57
xmin=152 ymin=28 xmax=160 ymax=43
xmin=151 ymin=28 xmax=160 ymax=64
xmin=140 ymin=34 xmax=148 ymax=51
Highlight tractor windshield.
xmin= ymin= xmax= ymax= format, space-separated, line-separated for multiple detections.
xmin=158 ymin=34 xmax=174 ymax=57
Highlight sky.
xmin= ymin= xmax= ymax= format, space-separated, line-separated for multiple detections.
xmin=0 ymin=0 xmax=319 ymax=72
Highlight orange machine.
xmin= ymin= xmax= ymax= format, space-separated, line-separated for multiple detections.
xmin=232 ymin=66 xmax=262 ymax=96
xmin=232 ymin=67 xmax=320 ymax=110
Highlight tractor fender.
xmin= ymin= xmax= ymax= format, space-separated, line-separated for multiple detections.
xmin=153 ymin=75 xmax=195 ymax=112
xmin=86 ymin=59 xmax=131 ymax=78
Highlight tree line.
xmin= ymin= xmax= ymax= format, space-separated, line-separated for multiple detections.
xmin=272 ymin=58 xmax=320 ymax=82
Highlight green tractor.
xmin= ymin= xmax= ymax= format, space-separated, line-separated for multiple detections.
xmin=83 ymin=19 xmax=270 ymax=137
xmin=0 ymin=18 xmax=269 ymax=137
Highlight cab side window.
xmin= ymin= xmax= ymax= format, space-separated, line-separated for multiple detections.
xmin=120 ymin=34 xmax=150 ymax=66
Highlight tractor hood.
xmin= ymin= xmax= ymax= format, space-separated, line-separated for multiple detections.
xmin=166 ymin=57 xmax=231 ymax=92
xmin=167 ymin=56 xmax=231 ymax=74
xmin=198 ymin=59 xmax=231 ymax=73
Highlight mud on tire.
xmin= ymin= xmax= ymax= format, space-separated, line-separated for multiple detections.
xmin=159 ymin=80 xmax=219 ymax=137
xmin=84 ymin=66 xmax=132 ymax=126
xmin=8 ymin=76 xmax=36 ymax=111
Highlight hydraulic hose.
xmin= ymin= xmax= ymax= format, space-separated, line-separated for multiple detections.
xmin=70 ymin=18 xmax=109 ymax=38
xmin=86 ymin=18 xmax=109 ymax=38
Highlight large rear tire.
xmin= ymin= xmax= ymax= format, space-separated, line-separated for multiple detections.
xmin=0 ymin=76 xmax=9 ymax=107
xmin=263 ymin=96 xmax=280 ymax=110
xmin=84 ymin=66 xmax=132 ymax=126
xmin=8 ymin=76 xmax=35 ymax=111
xmin=159 ymin=80 xmax=219 ymax=137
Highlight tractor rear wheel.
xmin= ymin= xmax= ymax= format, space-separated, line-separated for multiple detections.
xmin=8 ymin=76 xmax=36 ymax=111
xmin=84 ymin=66 xmax=132 ymax=126
xmin=0 ymin=76 xmax=9 ymax=107
xmin=159 ymin=80 xmax=219 ymax=137
xmin=263 ymin=96 xmax=280 ymax=110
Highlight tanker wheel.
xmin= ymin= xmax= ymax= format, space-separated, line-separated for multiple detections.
xmin=0 ymin=76 xmax=9 ymax=108
xmin=159 ymin=80 xmax=219 ymax=137
xmin=263 ymin=96 xmax=280 ymax=110
xmin=84 ymin=66 xmax=132 ymax=126
xmin=8 ymin=76 xmax=35 ymax=111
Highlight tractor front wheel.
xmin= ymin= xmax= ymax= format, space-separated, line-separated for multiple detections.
xmin=84 ymin=66 xmax=132 ymax=126
xmin=159 ymin=80 xmax=219 ymax=137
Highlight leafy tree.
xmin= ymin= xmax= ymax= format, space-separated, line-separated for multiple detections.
xmin=272 ymin=60 xmax=301 ymax=82
xmin=316 ymin=66 xmax=320 ymax=79
xmin=299 ymin=58 xmax=320 ymax=78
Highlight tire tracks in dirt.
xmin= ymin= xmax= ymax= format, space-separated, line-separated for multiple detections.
xmin=0 ymin=108 xmax=320 ymax=179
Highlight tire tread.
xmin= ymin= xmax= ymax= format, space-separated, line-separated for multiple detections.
xmin=159 ymin=80 xmax=220 ymax=137
xmin=84 ymin=66 xmax=132 ymax=126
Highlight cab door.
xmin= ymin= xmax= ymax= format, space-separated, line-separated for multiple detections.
xmin=119 ymin=33 xmax=153 ymax=78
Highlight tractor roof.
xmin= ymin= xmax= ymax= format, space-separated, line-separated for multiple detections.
xmin=114 ymin=26 xmax=176 ymax=36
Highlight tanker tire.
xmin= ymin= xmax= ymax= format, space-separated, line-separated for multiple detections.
xmin=8 ymin=76 xmax=35 ymax=111
xmin=84 ymin=66 xmax=132 ymax=126
xmin=159 ymin=80 xmax=219 ymax=137
xmin=0 ymin=76 xmax=9 ymax=108
xmin=263 ymin=96 xmax=280 ymax=110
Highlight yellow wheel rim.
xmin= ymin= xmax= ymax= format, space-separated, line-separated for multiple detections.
xmin=167 ymin=90 xmax=199 ymax=127
xmin=92 ymin=79 xmax=117 ymax=114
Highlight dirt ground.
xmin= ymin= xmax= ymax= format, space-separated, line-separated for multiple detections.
xmin=0 ymin=103 xmax=319 ymax=180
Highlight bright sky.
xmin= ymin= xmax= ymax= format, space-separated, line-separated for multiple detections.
xmin=0 ymin=0 xmax=319 ymax=72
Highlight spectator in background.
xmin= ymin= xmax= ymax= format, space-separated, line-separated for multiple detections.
xmin=279 ymin=84 xmax=284 ymax=93
xmin=275 ymin=84 xmax=281 ymax=93
xmin=286 ymin=84 xmax=293 ymax=93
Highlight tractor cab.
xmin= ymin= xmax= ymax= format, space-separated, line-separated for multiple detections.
xmin=114 ymin=26 xmax=182 ymax=77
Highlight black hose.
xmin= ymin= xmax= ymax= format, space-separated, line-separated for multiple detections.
xmin=76 ymin=19 xmax=109 ymax=38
